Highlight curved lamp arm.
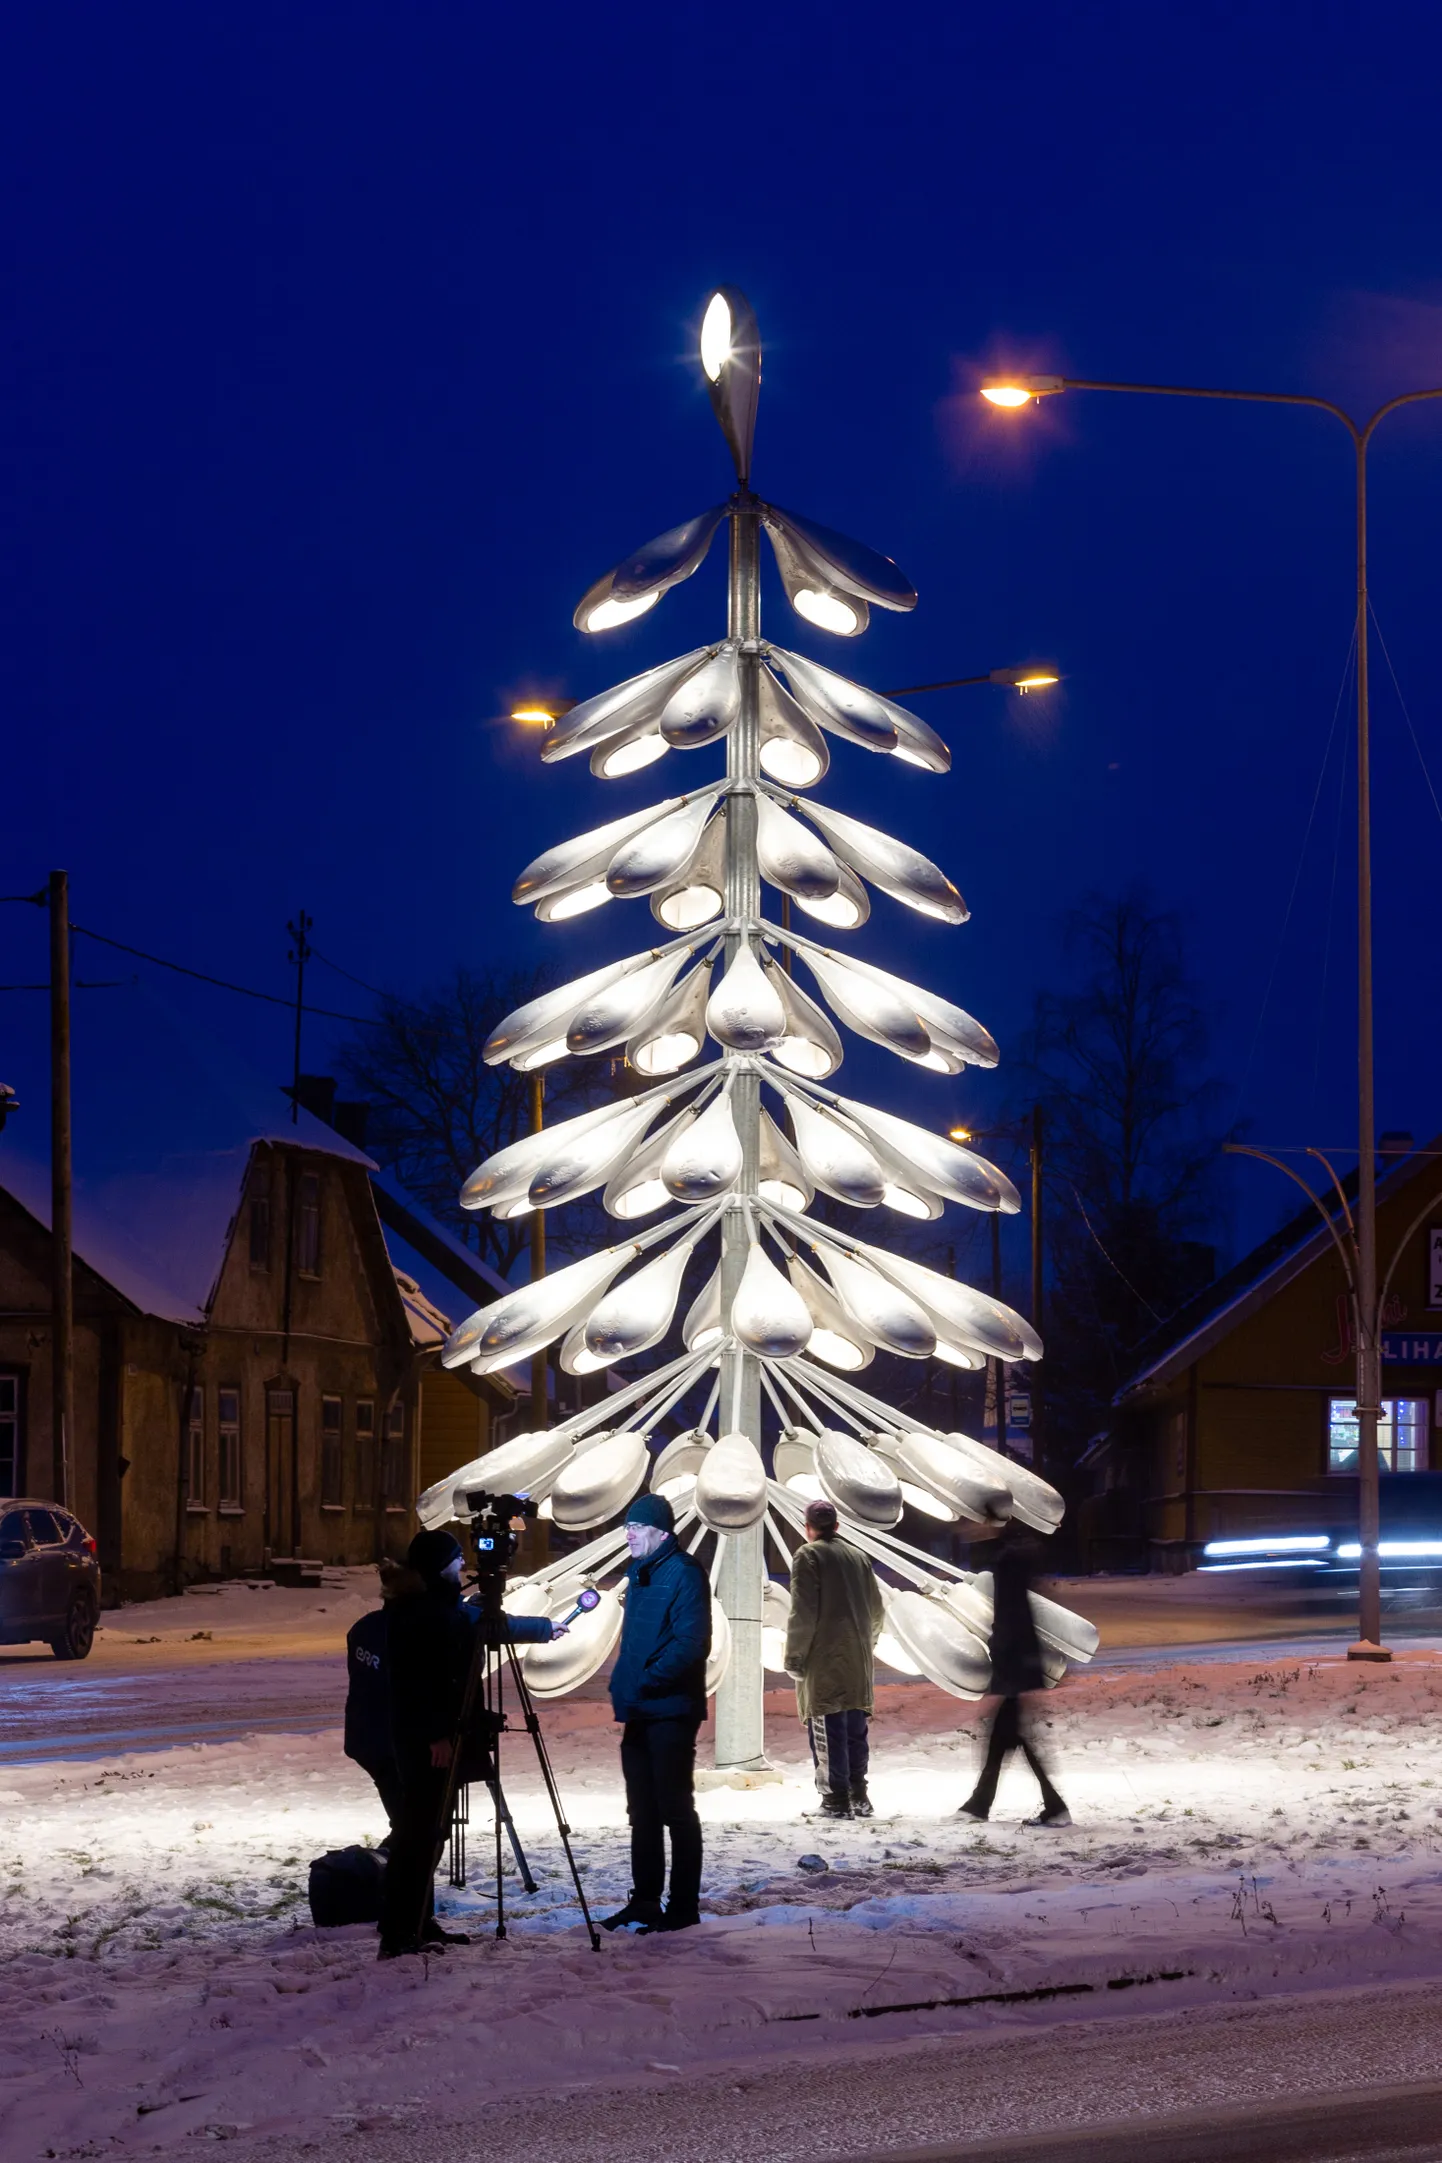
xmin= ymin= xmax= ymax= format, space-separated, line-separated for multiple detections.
xmin=1224 ymin=1144 xmax=1359 ymax=1304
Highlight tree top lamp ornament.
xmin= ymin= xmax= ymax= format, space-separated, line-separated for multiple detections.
xmin=427 ymin=290 xmax=1096 ymax=1769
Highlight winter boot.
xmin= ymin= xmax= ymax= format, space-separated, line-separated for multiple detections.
xmin=422 ymin=1919 xmax=472 ymax=1946
xmin=957 ymin=1795 xmax=991 ymax=1822
xmin=814 ymin=1790 xmax=852 ymax=1820
xmin=600 ymin=1894 xmax=666 ymax=1932
xmin=1022 ymin=1805 xmax=1072 ymax=1829
xmin=849 ymin=1779 xmax=875 ymax=1819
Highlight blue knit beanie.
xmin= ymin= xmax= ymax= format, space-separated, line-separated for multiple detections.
xmin=626 ymin=1492 xmax=675 ymax=1533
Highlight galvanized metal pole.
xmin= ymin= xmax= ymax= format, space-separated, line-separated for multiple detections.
xmin=714 ymin=496 xmax=767 ymax=1770
xmin=1352 ymin=429 xmax=1383 ymax=1654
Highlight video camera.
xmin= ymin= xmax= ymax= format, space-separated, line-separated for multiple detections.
xmin=461 ymin=1489 xmax=537 ymax=1579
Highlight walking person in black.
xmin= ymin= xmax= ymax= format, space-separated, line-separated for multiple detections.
xmin=959 ymin=1522 xmax=1071 ymax=1829
xmin=602 ymin=1493 xmax=711 ymax=1934
xmin=375 ymin=1527 xmax=563 ymax=1960
xmin=784 ymin=1498 xmax=885 ymax=1819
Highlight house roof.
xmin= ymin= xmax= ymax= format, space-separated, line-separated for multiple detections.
xmin=1113 ymin=1139 xmax=1442 ymax=1406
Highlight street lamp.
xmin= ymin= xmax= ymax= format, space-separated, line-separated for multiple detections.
xmin=983 ymin=365 xmax=1442 ymax=1654
xmin=887 ymin=666 xmax=1061 ymax=697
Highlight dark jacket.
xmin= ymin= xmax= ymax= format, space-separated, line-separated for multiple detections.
xmin=608 ymin=1536 xmax=711 ymax=1723
xmin=987 ymin=1536 xmax=1045 ymax=1698
xmin=784 ymin=1535 xmax=884 ymax=1721
xmin=344 ymin=1607 xmax=393 ymax=1773
xmin=382 ymin=1563 xmax=554 ymax=1766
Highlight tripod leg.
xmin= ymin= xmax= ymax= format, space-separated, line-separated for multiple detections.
xmin=505 ymin=1642 xmax=602 ymax=1952
xmin=486 ymin=1775 xmax=538 ymax=1894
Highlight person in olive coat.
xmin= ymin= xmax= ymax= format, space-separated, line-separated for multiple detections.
xmin=959 ymin=1521 xmax=1070 ymax=1828
xmin=784 ymin=1498 xmax=885 ymax=1818
xmin=603 ymin=1492 xmax=712 ymax=1934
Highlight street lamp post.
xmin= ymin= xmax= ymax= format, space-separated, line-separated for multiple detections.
xmin=982 ymin=368 xmax=1442 ymax=1655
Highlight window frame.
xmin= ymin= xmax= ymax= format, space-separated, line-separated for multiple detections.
xmin=354 ymin=1399 xmax=376 ymax=1510
xmin=185 ymin=1384 xmax=207 ymax=1511
xmin=217 ymin=1388 xmax=243 ymax=1513
xmin=382 ymin=1399 xmax=407 ymax=1512
xmin=320 ymin=1394 xmax=344 ymax=1511
xmin=295 ymin=1169 xmax=322 ymax=1279
xmin=1327 ymin=1395 xmax=1430 ymax=1475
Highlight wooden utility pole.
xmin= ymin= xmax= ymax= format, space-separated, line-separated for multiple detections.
xmin=287 ymin=910 xmax=313 ymax=1123
xmin=529 ymin=1072 xmax=547 ymax=1427
xmin=1030 ymin=1104 xmax=1044 ymax=1474
xmin=49 ymin=871 xmax=73 ymax=1507
xmin=989 ymin=1209 xmax=1007 ymax=1457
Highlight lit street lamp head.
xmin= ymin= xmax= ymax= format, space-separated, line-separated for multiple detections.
xmin=980 ymin=377 xmax=1065 ymax=406
xmin=700 ymin=286 xmax=762 ymax=484
xmin=988 ymin=666 xmax=1060 ymax=693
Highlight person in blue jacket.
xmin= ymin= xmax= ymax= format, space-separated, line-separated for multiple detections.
xmin=603 ymin=1493 xmax=711 ymax=1934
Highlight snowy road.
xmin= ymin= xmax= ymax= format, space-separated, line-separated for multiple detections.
xmin=0 ymin=1656 xmax=346 ymax=1761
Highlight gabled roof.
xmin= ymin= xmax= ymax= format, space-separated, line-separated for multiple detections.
xmin=1114 ymin=1139 xmax=1442 ymax=1405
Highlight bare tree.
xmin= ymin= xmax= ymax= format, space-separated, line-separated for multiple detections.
xmin=1014 ymin=889 xmax=1226 ymax=1460
xmin=336 ymin=966 xmax=603 ymax=1280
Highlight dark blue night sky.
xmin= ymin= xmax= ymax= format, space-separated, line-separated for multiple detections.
xmin=5 ymin=2 xmax=1442 ymax=1268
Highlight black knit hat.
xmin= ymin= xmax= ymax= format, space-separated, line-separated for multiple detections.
xmin=626 ymin=1492 xmax=676 ymax=1533
xmin=805 ymin=1498 xmax=839 ymax=1538
xmin=407 ymin=1528 xmax=463 ymax=1582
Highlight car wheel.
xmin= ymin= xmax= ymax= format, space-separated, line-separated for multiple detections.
xmin=51 ymin=1591 xmax=97 ymax=1661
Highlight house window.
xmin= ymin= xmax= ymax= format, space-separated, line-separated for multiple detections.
xmin=321 ymin=1396 xmax=343 ymax=1509
xmin=296 ymin=1171 xmax=321 ymax=1277
xmin=186 ymin=1386 xmax=206 ymax=1509
xmin=382 ymin=1401 xmax=407 ymax=1510
xmin=355 ymin=1400 xmax=375 ymax=1508
xmin=249 ymin=1162 xmax=272 ymax=1270
xmin=218 ymin=1389 xmax=242 ymax=1510
xmin=1328 ymin=1397 xmax=1429 ymax=1474
xmin=0 ymin=1374 xmax=19 ymax=1499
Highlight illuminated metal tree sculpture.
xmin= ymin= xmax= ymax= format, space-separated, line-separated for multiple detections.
xmin=420 ymin=289 xmax=1096 ymax=1770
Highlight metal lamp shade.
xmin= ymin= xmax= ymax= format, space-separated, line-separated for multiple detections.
xmin=858 ymin=1244 xmax=1042 ymax=1362
xmin=627 ymin=966 xmax=712 ymax=1076
xmin=705 ymin=942 xmax=787 ymax=1051
xmin=681 ymin=1263 xmax=723 ymax=1350
xmin=729 ymin=1239 xmax=813 ymax=1358
xmin=769 ymin=647 xmax=897 ymax=751
xmin=485 ymin=955 xmax=640 ymax=1068
xmin=835 ymin=1098 xmax=1019 ymax=1213
xmin=818 ymin=1246 xmax=936 ymax=1360
xmin=567 ymin=950 xmax=690 ymax=1057
xmin=444 ymin=1244 xmax=635 ymax=1373
xmin=772 ymin=1427 xmax=819 ymax=1489
xmin=883 ymin=1589 xmax=990 ymax=1700
xmin=762 ymin=502 xmax=916 ymax=614
xmin=790 ymin=859 xmax=870 ymax=930
xmin=757 ymin=1106 xmax=812 ymax=1210
xmin=763 ymin=516 xmax=869 ymax=637
xmin=844 ymin=959 xmax=999 ymax=1069
xmin=603 ymin=1105 xmax=696 ymax=1218
xmin=659 ymin=648 xmax=742 ymax=749
xmin=785 ymin=1093 xmax=886 ymax=1208
xmin=761 ymin=1579 xmax=792 ymax=1672
xmin=815 ymin=1429 xmax=903 ymax=1528
xmin=662 ymin=1089 xmax=743 ymax=1200
xmin=573 ymin=505 xmax=727 ymax=633
xmin=590 ymin=720 xmax=671 ymax=781
xmin=650 ymin=806 xmax=727 ymax=930
xmin=694 ymin=1431 xmax=767 ymax=1530
xmin=462 ymin=1095 xmax=638 ymax=1214
xmin=558 ymin=1319 xmax=615 ymax=1375
xmin=757 ymin=668 xmax=829 ymax=787
xmin=700 ymin=286 xmax=761 ymax=483
xmin=651 ymin=1430 xmax=712 ymax=1488
xmin=801 ymin=950 xmax=930 ymax=1061
xmin=549 ymin=1429 xmax=650 ymax=1531
xmin=784 ymin=1251 xmax=872 ymax=1370
xmin=607 ymin=792 xmax=720 ymax=898
xmin=583 ymin=1237 xmax=696 ymax=1362
xmin=415 ymin=1427 xmax=576 ymax=1529
xmin=799 ymin=801 xmax=966 ymax=925
xmin=874 ymin=1430 xmax=1012 ymax=1524
xmin=754 ymin=791 xmax=842 ymax=902
xmin=767 ymin=962 xmax=845 ymax=1079
xmin=944 ymin=1432 xmax=1065 ymax=1534
xmin=528 ymin=1098 xmax=663 ymax=1211
xmin=513 ymin=799 xmax=683 ymax=907
xmin=541 ymin=649 xmax=712 ymax=763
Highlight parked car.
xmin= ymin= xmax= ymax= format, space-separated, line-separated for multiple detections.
xmin=0 ymin=1501 xmax=102 ymax=1658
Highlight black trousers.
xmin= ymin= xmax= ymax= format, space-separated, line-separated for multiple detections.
xmin=377 ymin=1762 xmax=444 ymax=1947
xmin=807 ymin=1709 xmax=870 ymax=1796
xmin=620 ymin=1715 xmax=703 ymax=1916
xmin=369 ymin=1759 xmax=405 ymax=1844
xmin=966 ymin=1696 xmax=1065 ymax=1816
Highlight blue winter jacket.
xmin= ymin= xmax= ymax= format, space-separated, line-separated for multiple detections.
xmin=608 ymin=1536 xmax=711 ymax=1723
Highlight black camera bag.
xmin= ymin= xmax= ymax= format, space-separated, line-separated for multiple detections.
xmin=308 ymin=1843 xmax=387 ymax=1927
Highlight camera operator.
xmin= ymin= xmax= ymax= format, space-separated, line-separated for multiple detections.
xmin=376 ymin=1526 xmax=564 ymax=1961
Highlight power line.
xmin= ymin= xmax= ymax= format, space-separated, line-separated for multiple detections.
xmin=67 ymin=923 xmax=382 ymax=1026
xmin=311 ymin=945 xmax=394 ymax=1000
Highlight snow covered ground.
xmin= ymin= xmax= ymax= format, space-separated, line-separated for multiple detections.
xmin=8 ymin=1645 xmax=1442 ymax=2157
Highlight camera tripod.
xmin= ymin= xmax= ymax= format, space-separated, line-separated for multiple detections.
xmin=422 ymin=1505 xmax=601 ymax=1953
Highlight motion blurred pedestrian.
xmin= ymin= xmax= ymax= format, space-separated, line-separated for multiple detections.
xmin=785 ymin=1497 xmax=885 ymax=1819
xmin=603 ymin=1493 xmax=711 ymax=1934
xmin=959 ymin=1521 xmax=1070 ymax=1829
